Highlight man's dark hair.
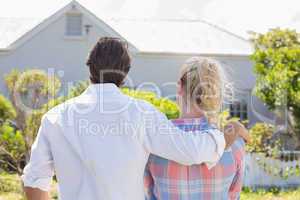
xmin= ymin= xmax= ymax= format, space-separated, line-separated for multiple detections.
xmin=86 ymin=37 xmax=131 ymax=87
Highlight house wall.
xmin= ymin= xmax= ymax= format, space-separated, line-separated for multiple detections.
xmin=0 ymin=11 xmax=107 ymax=96
xmin=130 ymin=53 xmax=272 ymax=124
xmin=131 ymin=53 xmax=255 ymax=94
xmin=0 ymin=9 xmax=272 ymax=124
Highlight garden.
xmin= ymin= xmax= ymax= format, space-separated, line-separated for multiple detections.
xmin=1 ymin=29 xmax=300 ymax=199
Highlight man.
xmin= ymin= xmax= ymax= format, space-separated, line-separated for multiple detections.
xmin=23 ymin=37 xmax=248 ymax=200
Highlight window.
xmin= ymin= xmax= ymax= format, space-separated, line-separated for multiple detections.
xmin=66 ymin=14 xmax=82 ymax=36
xmin=229 ymin=100 xmax=248 ymax=120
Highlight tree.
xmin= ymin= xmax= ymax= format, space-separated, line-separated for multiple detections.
xmin=0 ymin=94 xmax=23 ymax=174
xmin=251 ymin=28 xmax=300 ymax=141
xmin=3 ymin=69 xmax=61 ymax=163
xmin=0 ymin=122 xmax=25 ymax=175
xmin=0 ymin=94 xmax=16 ymax=124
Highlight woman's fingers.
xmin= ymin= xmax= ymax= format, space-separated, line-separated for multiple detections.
xmin=228 ymin=122 xmax=251 ymax=144
xmin=224 ymin=123 xmax=239 ymax=149
xmin=223 ymin=121 xmax=251 ymax=149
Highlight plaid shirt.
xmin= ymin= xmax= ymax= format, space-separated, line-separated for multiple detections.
xmin=144 ymin=118 xmax=245 ymax=200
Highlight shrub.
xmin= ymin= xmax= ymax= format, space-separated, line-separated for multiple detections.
xmin=1 ymin=69 xmax=61 ymax=173
xmin=46 ymin=81 xmax=180 ymax=119
xmin=246 ymin=123 xmax=275 ymax=153
xmin=0 ymin=95 xmax=16 ymax=123
xmin=4 ymin=69 xmax=61 ymax=132
xmin=122 ymin=88 xmax=179 ymax=119
xmin=0 ymin=123 xmax=25 ymax=174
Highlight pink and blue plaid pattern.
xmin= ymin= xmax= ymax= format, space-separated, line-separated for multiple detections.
xmin=144 ymin=118 xmax=245 ymax=200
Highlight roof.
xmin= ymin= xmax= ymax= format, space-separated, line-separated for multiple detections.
xmin=0 ymin=0 xmax=253 ymax=55
xmin=105 ymin=18 xmax=252 ymax=55
xmin=74 ymin=0 xmax=300 ymax=38
xmin=0 ymin=18 xmax=41 ymax=49
xmin=1 ymin=0 xmax=300 ymax=40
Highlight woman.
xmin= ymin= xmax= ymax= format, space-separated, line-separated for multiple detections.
xmin=144 ymin=57 xmax=248 ymax=200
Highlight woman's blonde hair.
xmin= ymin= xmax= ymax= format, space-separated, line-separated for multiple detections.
xmin=180 ymin=57 xmax=231 ymax=124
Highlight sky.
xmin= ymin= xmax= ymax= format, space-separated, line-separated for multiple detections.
xmin=0 ymin=0 xmax=300 ymax=38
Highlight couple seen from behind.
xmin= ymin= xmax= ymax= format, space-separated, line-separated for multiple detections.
xmin=22 ymin=37 xmax=250 ymax=200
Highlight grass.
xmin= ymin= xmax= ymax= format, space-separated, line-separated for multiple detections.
xmin=0 ymin=173 xmax=57 ymax=200
xmin=240 ymin=187 xmax=300 ymax=200
xmin=0 ymin=193 xmax=24 ymax=200
xmin=1 ymin=173 xmax=300 ymax=200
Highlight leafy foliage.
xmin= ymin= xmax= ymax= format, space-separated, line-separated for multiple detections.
xmin=251 ymin=28 xmax=300 ymax=138
xmin=4 ymin=69 xmax=61 ymax=121
xmin=1 ymin=69 xmax=61 ymax=173
xmin=246 ymin=123 xmax=276 ymax=153
xmin=59 ymin=81 xmax=180 ymax=119
xmin=0 ymin=123 xmax=25 ymax=174
xmin=251 ymin=28 xmax=300 ymax=49
xmin=0 ymin=95 xmax=16 ymax=123
xmin=252 ymin=48 xmax=300 ymax=110
xmin=218 ymin=110 xmax=245 ymax=127
xmin=68 ymin=81 xmax=89 ymax=98
xmin=21 ymin=81 xmax=90 ymax=143
xmin=245 ymin=123 xmax=300 ymax=179
xmin=4 ymin=70 xmax=20 ymax=93
xmin=122 ymin=88 xmax=179 ymax=119
xmin=5 ymin=69 xmax=61 ymax=97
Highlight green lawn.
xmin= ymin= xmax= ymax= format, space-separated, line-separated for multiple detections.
xmin=1 ymin=173 xmax=300 ymax=200
xmin=240 ymin=188 xmax=300 ymax=200
xmin=0 ymin=173 xmax=58 ymax=200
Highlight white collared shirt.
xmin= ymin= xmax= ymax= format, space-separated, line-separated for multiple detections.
xmin=22 ymin=83 xmax=225 ymax=200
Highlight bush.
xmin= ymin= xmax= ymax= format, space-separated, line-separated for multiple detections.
xmin=1 ymin=69 xmax=61 ymax=174
xmin=246 ymin=123 xmax=275 ymax=153
xmin=0 ymin=122 xmax=25 ymax=174
xmin=122 ymin=88 xmax=179 ymax=119
xmin=0 ymin=95 xmax=16 ymax=123
xmin=46 ymin=81 xmax=180 ymax=119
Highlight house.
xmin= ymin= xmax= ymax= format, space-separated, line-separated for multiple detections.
xmin=0 ymin=0 xmax=273 ymax=125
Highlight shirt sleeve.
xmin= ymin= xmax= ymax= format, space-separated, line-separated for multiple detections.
xmin=141 ymin=104 xmax=225 ymax=167
xmin=21 ymin=115 xmax=54 ymax=192
xmin=229 ymin=139 xmax=246 ymax=200
xmin=144 ymin=159 xmax=157 ymax=200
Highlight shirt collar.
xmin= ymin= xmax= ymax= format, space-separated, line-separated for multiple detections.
xmin=172 ymin=117 xmax=208 ymax=125
xmin=171 ymin=117 xmax=216 ymax=131
xmin=84 ymin=83 xmax=122 ymax=96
